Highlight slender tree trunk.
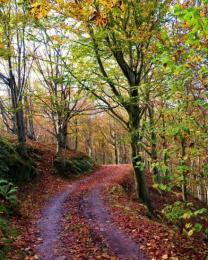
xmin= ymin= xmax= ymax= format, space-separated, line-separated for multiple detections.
xmin=16 ymin=107 xmax=27 ymax=157
xmin=114 ymin=138 xmax=119 ymax=164
xmin=86 ymin=133 xmax=93 ymax=157
xmin=74 ymin=119 xmax=79 ymax=150
xmin=8 ymin=53 xmax=27 ymax=156
xmin=24 ymin=94 xmax=36 ymax=140
xmin=161 ymin=113 xmax=170 ymax=182
xmin=10 ymin=83 xmax=27 ymax=157
xmin=147 ymin=105 xmax=160 ymax=183
xmin=181 ymin=139 xmax=188 ymax=201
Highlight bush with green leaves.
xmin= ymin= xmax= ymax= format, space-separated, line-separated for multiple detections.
xmin=162 ymin=201 xmax=208 ymax=237
xmin=153 ymin=183 xmax=172 ymax=192
xmin=0 ymin=180 xmax=17 ymax=204
xmin=54 ymin=156 xmax=95 ymax=177
xmin=0 ymin=179 xmax=19 ymax=259
xmin=0 ymin=213 xmax=18 ymax=259
xmin=0 ymin=137 xmax=36 ymax=182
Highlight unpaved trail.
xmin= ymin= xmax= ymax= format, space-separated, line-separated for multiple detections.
xmin=37 ymin=186 xmax=75 ymax=260
xmin=37 ymin=165 xmax=148 ymax=260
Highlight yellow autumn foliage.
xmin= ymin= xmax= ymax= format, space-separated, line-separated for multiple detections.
xmin=30 ymin=1 xmax=51 ymax=20
xmin=0 ymin=0 xmax=10 ymax=4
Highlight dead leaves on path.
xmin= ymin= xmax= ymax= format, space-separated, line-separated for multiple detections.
xmin=7 ymin=146 xmax=207 ymax=260
xmin=105 ymin=181 xmax=207 ymax=260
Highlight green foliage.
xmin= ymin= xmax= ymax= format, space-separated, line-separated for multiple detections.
xmin=153 ymin=183 xmax=172 ymax=192
xmin=55 ymin=156 xmax=95 ymax=177
xmin=162 ymin=201 xmax=207 ymax=237
xmin=162 ymin=201 xmax=186 ymax=224
xmin=0 ymin=180 xmax=17 ymax=204
xmin=0 ymin=137 xmax=37 ymax=182
xmin=0 ymin=198 xmax=19 ymax=260
xmin=0 ymin=214 xmax=18 ymax=260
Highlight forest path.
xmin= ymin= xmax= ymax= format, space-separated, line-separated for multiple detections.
xmin=36 ymin=165 xmax=147 ymax=260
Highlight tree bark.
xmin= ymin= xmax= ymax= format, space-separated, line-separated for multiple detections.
xmin=128 ymin=105 xmax=151 ymax=209
xmin=57 ymin=122 xmax=68 ymax=155
xmin=131 ymin=135 xmax=151 ymax=209
xmin=148 ymin=105 xmax=160 ymax=183
xmin=181 ymin=138 xmax=188 ymax=201
xmin=16 ymin=107 xmax=27 ymax=157
xmin=10 ymin=80 xmax=27 ymax=157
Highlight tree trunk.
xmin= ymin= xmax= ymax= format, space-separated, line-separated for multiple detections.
xmin=130 ymin=129 xmax=151 ymax=210
xmin=114 ymin=138 xmax=119 ymax=164
xmin=74 ymin=119 xmax=79 ymax=150
xmin=161 ymin=113 xmax=170 ymax=181
xmin=9 ymin=68 xmax=27 ymax=157
xmin=57 ymin=122 xmax=68 ymax=154
xmin=55 ymin=121 xmax=69 ymax=172
xmin=148 ymin=105 xmax=160 ymax=183
xmin=11 ymin=87 xmax=27 ymax=157
xmin=16 ymin=107 xmax=27 ymax=157
xmin=181 ymin=139 xmax=188 ymax=201
xmin=24 ymin=94 xmax=36 ymax=140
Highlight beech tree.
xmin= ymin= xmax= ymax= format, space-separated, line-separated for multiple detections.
xmin=33 ymin=26 xmax=91 ymax=163
xmin=0 ymin=0 xmax=33 ymax=156
xmin=52 ymin=0 xmax=171 ymax=208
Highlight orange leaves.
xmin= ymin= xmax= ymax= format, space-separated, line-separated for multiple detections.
xmin=98 ymin=0 xmax=127 ymax=11
xmin=99 ymin=0 xmax=117 ymax=10
xmin=30 ymin=1 xmax=51 ymax=20
xmin=0 ymin=0 xmax=10 ymax=4
xmin=95 ymin=11 xmax=107 ymax=26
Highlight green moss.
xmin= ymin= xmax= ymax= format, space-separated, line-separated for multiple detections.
xmin=0 ymin=137 xmax=37 ymax=182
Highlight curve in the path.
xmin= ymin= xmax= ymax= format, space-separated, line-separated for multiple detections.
xmin=37 ymin=165 xmax=148 ymax=260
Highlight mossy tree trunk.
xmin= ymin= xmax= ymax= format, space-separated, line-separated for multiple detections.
xmin=128 ymin=102 xmax=151 ymax=209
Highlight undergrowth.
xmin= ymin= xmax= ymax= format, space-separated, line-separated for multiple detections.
xmin=54 ymin=156 xmax=95 ymax=177
xmin=0 ymin=136 xmax=37 ymax=182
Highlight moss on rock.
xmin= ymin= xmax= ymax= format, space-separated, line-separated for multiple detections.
xmin=0 ymin=137 xmax=37 ymax=182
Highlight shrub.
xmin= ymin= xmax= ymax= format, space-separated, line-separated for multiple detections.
xmin=0 ymin=137 xmax=37 ymax=182
xmin=54 ymin=156 xmax=95 ymax=177
xmin=162 ymin=201 xmax=207 ymax=237
xmin=0 ymin=180 xmax=17 ymax=204
xmin=0 ymin=214 xmax=18 ymax=259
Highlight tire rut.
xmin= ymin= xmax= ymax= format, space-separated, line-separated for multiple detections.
xmin=37 ymin=186 xmax=75 ymax=260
